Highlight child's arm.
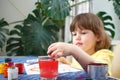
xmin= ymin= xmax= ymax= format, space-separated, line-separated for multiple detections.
xmin=47 ymin=42 xmax=95 ymax=70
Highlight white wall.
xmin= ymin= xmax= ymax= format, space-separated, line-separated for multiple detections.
xmin=0 ymin=0 xmax=36 ymax=23
xmin=0 ymin=0 xmax=36 ymax=55
xmin=92 ymin=0 xmax=120 ymax=40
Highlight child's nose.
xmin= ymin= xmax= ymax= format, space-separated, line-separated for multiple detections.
xmin=76 ymin=34 xmax=81 ymax=40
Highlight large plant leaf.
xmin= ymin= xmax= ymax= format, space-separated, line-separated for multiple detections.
xmin=97 ymin=12 xmax=112 ymax=21
xmin=44 ymin=0 xmax=71 ymax=20
xmin=22 ymin=21 xmax=59 ymax=56
xmin=97 ymin=11 xmax=115 ymax=38
xmin=0 ymin=18 xmax=9 ymax=48
xmin=6 ymin=25 xmax=24 ymax=56
xmin=35 ymin=0 xmax=71 ymax=27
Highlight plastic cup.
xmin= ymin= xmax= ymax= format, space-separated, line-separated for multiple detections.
xmin=38 ymin=56 xmax=58 ymax=80
xmin=87 ymin=63 xmax=108 ymax=80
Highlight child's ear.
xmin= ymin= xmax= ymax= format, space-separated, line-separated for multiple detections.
xmin=96 ymin=35 xmax=100 ymax=42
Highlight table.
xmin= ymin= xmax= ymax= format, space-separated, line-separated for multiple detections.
xmin=0 ymin=56 xmax=118 ymax=80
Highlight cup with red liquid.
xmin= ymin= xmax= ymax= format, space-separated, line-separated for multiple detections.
xmin=38 ymin=56 xmax=58 ymax=80
xmin=15 ymin=63 xmax=24 ymax=74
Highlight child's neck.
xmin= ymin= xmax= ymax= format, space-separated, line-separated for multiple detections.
xmin=87 ymin=50 xmax=95 ymax=55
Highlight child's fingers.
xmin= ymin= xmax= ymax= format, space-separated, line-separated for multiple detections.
xmin=47 ymin=46 xmax=57 ymax=55
xmin=50 ymin=49 xmax=63 ymax=59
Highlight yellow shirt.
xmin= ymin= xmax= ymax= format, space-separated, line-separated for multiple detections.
xmin=70 ymin=49 xmax=114 ymax=76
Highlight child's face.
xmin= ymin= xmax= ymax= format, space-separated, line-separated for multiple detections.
xmin=72 ymin=28 xmax=99 ymax=55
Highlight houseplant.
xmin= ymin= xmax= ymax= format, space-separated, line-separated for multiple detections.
xmin=0 ymin=18 xmax=9 ymax=53
xmin=6 ymin=0 xmax=73 ymax=56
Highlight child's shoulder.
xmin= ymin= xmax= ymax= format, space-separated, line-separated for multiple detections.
xmin=95 ymin=49 xmax=113 ymax=56
xmin=97 ymin=49 xmax=113 ymax=53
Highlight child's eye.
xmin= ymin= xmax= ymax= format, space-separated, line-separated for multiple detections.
xmin=72 ymin=33 xmax=77 ymax=36
xmin=81 ymin=32 xmax=86 ymax=34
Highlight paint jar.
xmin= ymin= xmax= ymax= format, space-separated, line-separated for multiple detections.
xmin=4 ymin=64 xmax=9 ymax=78
xmin=4 ymin=62 xmax=14 ymax=78
xmin=0 ymin=63 xmax=5 ymax=74
xmin=8 ymin=67 xmax=18 ymax=80
xmin=15 ymin=63 xmax=24 ymax=74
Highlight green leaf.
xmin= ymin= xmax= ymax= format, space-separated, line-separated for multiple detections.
xmin=14 ymin=25 xmax=22 ymax=30
xmin=96 ymin=11 xmax=115 ymax=38
xmin=104 ymin=27 xmax=115 ymax=38
xmin=0 ymin=18 xmax=9 ymax=48
xmin=104 ymin=22 xmax=115 ymax=29
xmin=41 ymin=0 xmax=71 ymax=20
xmin=102 ymin=16 xmax=112 ymax=21
xmin=0 ymin=28 xmax=9 ymax=34
xmin=0 ymin=18 xmax=8 ymax=27
xmin=7 ymin=38 xmax=21 ymax=44
xmin=9 ymin=30 xmax=20 ymax=35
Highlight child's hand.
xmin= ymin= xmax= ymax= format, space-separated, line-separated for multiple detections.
xmin=47 ymin=42 xmax=73 ymax=59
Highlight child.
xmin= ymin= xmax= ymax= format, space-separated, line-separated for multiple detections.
xmin=47 ymin=13 xmax=113 ymax=76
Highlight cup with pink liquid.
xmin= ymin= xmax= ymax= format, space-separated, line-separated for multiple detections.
xmin=38 ymin=56 xmax=58 ymax=80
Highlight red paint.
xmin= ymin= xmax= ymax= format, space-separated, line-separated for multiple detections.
xmin=4 ymin=64 xmax=9 ymax=78
xmin=15 ymin=63 xmax=24 ymax=74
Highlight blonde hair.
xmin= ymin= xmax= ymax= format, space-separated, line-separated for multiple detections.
xmin=70 ymin=13 xmax=111 ymax=51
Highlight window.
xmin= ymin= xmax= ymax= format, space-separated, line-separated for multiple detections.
xmin=64 ymin=0 xmax=93 ymax=42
